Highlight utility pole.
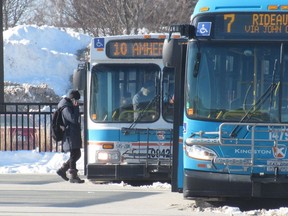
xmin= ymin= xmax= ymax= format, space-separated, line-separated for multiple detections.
xmin=0 ymin=0 xmax=3 ymax=109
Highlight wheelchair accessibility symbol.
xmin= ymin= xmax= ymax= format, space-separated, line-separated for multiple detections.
xmin=94 ymin=38 xmax=104 ymax=49
xmin=196 ymin=22 xmax=212 ymax=36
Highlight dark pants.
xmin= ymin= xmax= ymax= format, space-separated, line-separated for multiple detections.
xmin=66 ymin=149 xmax=81 ymax=170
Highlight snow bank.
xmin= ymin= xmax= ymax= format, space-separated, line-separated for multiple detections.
xmin=4 ymin=25 xmax=91 ymax=96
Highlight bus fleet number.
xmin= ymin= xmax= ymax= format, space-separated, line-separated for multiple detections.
xmin=148 ymin=148 xmax=171 ymax=158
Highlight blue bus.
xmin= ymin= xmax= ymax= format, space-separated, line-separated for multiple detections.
xmin=73 ymin=34 xmax=175 ymax=181
xmin=164 ymin=0 xmax=288 ymax=199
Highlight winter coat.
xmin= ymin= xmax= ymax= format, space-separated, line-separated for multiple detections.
xmin=57 ymin=97 xmax=82 ymax=152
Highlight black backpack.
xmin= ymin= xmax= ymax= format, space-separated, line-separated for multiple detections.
xmin=51 ymin=106 xmax=67 ymax=142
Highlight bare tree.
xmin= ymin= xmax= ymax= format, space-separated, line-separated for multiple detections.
xmin=12 ymin=0 xmax=197 ymax=36
xmin=64 ymin=0 xmax=196 ymax=36
xmin=63 ymin=0 xmax=135 ymax=35
xmin=63 ymin=0 xmax=102 ymax=35
xmin=142 ymin=0 xmax=197 ymax=32
xmin=114 ymin=0 xmax=146 ymax=34
xmin=3 ymin=0 xmax=35 ymax=30
xmin=50 ymin=0 xmax=66 ymax=27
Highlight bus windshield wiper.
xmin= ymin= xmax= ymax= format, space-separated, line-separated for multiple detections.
xmin=269 ymin=59 xmax=278 ymax=110
xmin=229 ymin=83 xmax=278 ymax=137
xmin=230 ymin=59 xmax=278 ymax=138
xmin=127 ymin=94 xmax=160 ymax=130
xmin=193 ymin=41 xmax=201 ymax=78
xmin=193 ymin=52 xmax=201 ymax=78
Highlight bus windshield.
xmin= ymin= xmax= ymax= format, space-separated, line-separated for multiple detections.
xmin=90 ymin=64 xmax=160 ymax=123
xmin=186 ymin=41 xmax=288 ymax=123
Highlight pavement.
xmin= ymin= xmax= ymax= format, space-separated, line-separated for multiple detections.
xmin=0 ymin=174 xmax=227 ymax=216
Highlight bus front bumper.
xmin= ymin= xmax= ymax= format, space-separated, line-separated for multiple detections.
xmin=184 ymin=169 xmax=288 ymax=199
xmin=87 ymin=163 xmax=171 ymax=181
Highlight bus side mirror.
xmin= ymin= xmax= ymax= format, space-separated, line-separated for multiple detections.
xmin=168 ymin=24 xmax=195 ymax=39
xmin=163 ymin=24 xmax=194 ymax=67
xmin=163 ymin=38 xmax=186 ymax=68
xmin=73 ymin=63 xmax=87 ymax=90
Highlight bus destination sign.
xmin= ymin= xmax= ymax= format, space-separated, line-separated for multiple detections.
xmin=224 ymin=13 xmax=288 ymax=33
xmin=208 ymin=13 xmax=288 ymax=39
xmin=106 ymin=39 xmax=164 ymax=58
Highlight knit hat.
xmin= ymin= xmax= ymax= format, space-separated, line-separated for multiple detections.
xmin=68 ymin=90 xmax=80 ymax=100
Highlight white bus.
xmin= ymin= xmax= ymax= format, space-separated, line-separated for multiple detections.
xmin=74 ymin=34 xmax=175 ymax=181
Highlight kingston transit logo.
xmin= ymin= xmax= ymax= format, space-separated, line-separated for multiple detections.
xmin=272 ymin=145 xmax=287 ymax=159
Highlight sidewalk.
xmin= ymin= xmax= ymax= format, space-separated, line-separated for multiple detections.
xmin=0 ymin=174 xmax=225 ymax=216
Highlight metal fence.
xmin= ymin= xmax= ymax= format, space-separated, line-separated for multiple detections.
xmin=0 ymin=103 xmax=83 ymax=152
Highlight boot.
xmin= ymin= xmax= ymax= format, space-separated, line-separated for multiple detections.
xmin=69 ymin=169 xmax=85 ymax=184
xmin=56 ymin=163 xmax=69 ymax=181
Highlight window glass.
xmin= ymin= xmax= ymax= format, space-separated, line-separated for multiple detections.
xmin=186 ymin=42 xmax=282 ymax=123
xmin=90 ymin=64 xmax=160 ymax=123
xmin=162 ymin=67 xmax=174 ymax=122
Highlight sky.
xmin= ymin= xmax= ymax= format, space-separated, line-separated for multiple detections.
xmin=1 ymin=25 xmax=288 ymax=215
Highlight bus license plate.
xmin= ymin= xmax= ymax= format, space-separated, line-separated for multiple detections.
xmin=267 ymin=160 xmax=288 ymax=172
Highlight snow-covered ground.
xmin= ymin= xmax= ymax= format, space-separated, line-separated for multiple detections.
xmin=0 ymin=149 xmax=83 ymax=174
xmin=1 ymin=25 xmax=288 ymax=216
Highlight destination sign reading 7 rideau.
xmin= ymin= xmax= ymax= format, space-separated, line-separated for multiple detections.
xmin=212 ymin=13 xmax=288 ymax=39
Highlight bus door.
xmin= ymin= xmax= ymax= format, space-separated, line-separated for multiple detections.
xmin=163 ymin=67 xmax=175 ymax=122
xmin=163 ymin=37 xmax=187 ymax=191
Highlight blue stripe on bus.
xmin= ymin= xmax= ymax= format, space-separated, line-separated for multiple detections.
xmin=87 ymin=129 xmax=172 ymax=142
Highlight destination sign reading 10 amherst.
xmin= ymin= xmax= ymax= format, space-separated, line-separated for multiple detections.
xmin=218 ymin=13 xmax=288 ymax=38
xmin=106 ymin=40 xmax=164 ymax=58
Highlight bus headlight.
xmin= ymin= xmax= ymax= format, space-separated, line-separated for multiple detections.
xmin=96 ymin=150 xmax=121 ymax=163
xmin=185 ymin=145 xmax=217 ymax=160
